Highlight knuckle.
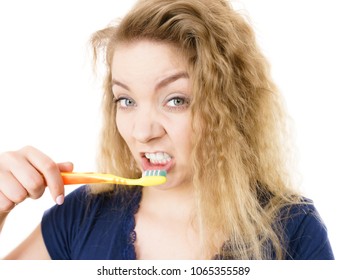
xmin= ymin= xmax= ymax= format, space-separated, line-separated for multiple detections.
xmin=0 ymin=202 xmax=15 ymax=212
xmin=11 ymin=191 xmax=28 ymax=204
xmin=0 ymin=150 xmax=28 ymax=171
xmin=18 ymin=145 xmax=38 ymax=158
xmin=25 ymin=174 xmax=45 ymax=194
xmin=28 ymin=189 xmax=45 ymax=200
xmin=0 ymin=151 xmax=17 ymax=165
xmin=0 ymin=194 xmax=16 ymax=212
xmin=20 ymin=145 xmax=34 ymax=153
xmin=43 ymin=160 xmax=58 ymax=174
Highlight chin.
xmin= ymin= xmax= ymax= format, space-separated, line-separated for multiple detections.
xmin=149 ymin=176 xmax=193 ymax=191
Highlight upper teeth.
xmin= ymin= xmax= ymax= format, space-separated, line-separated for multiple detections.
xmin=145 ymin=152 xmax=172 ymax=164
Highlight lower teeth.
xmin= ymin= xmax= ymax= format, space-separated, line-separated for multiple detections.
xmin=149 ymin=159 xmax=171 ymax=165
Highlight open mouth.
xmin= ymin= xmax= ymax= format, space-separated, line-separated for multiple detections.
xmin=141 ymin=152 xmax=174 ymax=172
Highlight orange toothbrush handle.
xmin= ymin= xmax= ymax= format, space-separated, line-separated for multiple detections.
xmin=61 ymin=172 xmax=107 ymax=185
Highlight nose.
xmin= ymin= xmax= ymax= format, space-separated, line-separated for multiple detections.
xmin=132 ymin=107 xmax=166 ymax=143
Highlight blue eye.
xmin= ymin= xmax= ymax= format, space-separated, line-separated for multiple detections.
xmin=166 ymin=97 xmax=190 ymax=108
xmin=114 ymin=97 xmax=136 ymax=108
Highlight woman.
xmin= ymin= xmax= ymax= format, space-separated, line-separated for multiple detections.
xmin=0 ymin=0 xmax=334 ymax=259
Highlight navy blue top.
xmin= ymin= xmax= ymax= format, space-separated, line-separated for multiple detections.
xmin=41 ymin=186 xmax=334 ymax=260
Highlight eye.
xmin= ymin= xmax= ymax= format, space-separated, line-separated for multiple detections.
xmin=113 ymin=97 xmax=136 ymax=108
xmin=166 ymin=96 xmax=190 ymax=108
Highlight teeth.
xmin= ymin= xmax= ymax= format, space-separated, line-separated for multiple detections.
xmin=145 ymin=152 xmax=172 ymax=164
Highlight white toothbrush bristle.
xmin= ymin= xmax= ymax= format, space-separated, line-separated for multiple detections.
xmin=142 ymin=170 xmax=167 ymax=177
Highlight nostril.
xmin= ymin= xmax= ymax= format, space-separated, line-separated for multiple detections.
xmin=132 ymin=117 xmax=165 ymax=143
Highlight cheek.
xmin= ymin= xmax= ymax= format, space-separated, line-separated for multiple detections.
xmin=171 ymin=117 xmax=192 ymax=153
xmin=116 ymin=114 xmax=130 ymax=141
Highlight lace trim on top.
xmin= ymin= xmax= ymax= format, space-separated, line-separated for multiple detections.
xmin=122 ymin=188 xmax=142 ymax=260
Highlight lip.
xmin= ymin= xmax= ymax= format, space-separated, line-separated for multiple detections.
xmin=140 ymin=153 xmax=174 ymax=172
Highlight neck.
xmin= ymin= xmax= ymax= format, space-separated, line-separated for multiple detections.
xmin=140 ymin=183 xmax=195 ymax=221
xmin=135 ymin=184 xmax=207 ymax=259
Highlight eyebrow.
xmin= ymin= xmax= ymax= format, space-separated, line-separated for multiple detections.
xmin=155 ymin=71 xmax=189 ymax=91
xmin=111 ymin=71 xmax=189 ymax=91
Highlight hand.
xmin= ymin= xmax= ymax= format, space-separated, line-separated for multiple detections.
xmin=0 ymin=146 xmax=73 ymax=213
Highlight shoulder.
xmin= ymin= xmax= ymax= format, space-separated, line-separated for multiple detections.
xmin=279 ymin=198 xmax=334 ymax=260
xmin=41 ymin=185 xmax=142 ymax=259
xmin=43 ymin=185 xmax=142 ymax=226
xmin=46 ymin=185 xmax=141 ymax=216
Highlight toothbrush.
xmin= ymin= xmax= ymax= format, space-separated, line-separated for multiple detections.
xmin=60 ymin=170 xmax=167 ymax=187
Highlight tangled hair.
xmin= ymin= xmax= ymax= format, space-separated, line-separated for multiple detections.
xmin=90 ymin=0 xmax=302 ymax=259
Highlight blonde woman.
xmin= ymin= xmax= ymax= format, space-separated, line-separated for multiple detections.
xmin=0 ymin=0 xmax=333 ymax=259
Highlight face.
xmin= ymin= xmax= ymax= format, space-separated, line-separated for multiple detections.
xmin=111 ymin=41 xmax=193 ymax=190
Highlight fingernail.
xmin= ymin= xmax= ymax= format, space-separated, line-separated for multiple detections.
xmin=56 ymin=195 xmax=64 ymax=205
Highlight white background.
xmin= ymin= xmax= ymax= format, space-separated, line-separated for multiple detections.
xmin=0 ymin=0 xmax=346 ymax=260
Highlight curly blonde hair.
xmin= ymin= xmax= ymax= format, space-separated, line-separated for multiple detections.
xmin=90 ymin=0 xmax=301 ymax=259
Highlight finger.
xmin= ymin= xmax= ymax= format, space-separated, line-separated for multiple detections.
xmin=2 ymin=152 xmax=47 ymax=200
xmin=0 ymin=171 xmax=28 ymax=204
xmin=0 ymin=191 xmax=16 ymax=213
xmin=0 ymin=191 xmax=16 ymax=212
xmin=57 ymin=162 xmax=74 ymax=172
xmin=8 ymin=165 xmax=46 ymax=200
xmin=20 ymin=146 xmax=64 ymax=204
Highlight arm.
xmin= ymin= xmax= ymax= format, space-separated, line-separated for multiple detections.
xmin=3 ymin=223 xmax=50 ymax=259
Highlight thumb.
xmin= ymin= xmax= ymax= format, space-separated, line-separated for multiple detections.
xmin=57 ymin=162 xmax=74 ymax=172
xmin=54 ymin=162 xmax=74 ymax=205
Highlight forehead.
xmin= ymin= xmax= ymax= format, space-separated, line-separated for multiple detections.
xmin=111 ymin=40 xmax=188 ymax=77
